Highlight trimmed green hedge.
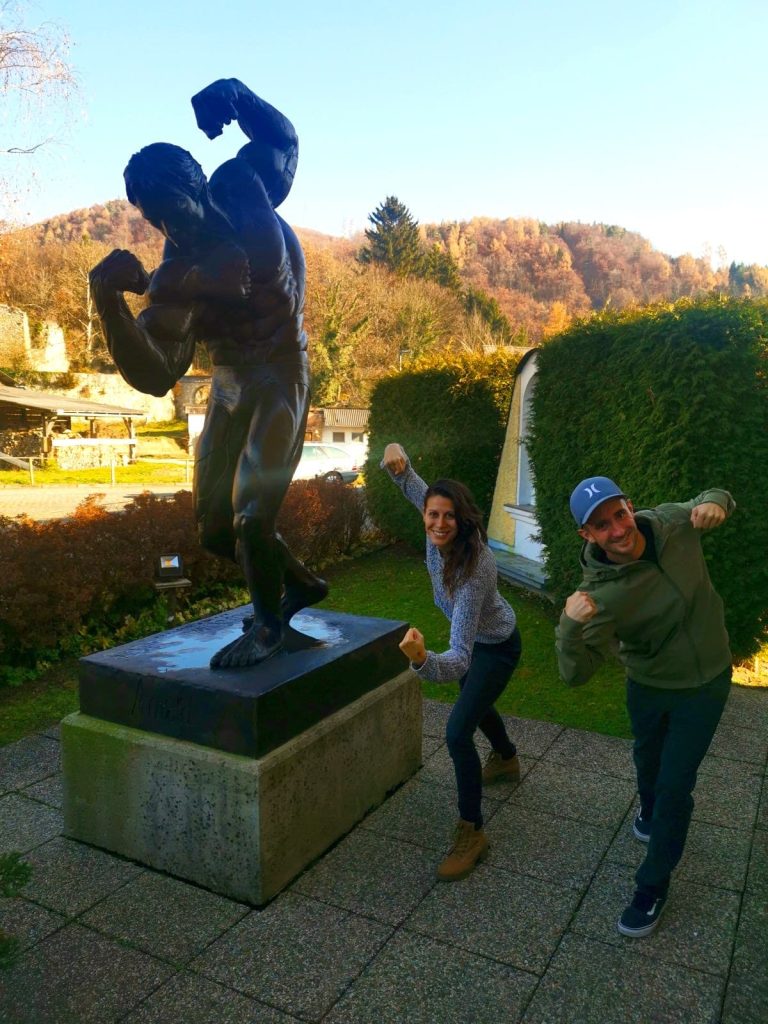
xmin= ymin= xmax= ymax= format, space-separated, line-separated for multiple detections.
xmin=528 ymin=295 xmax=768 ymax=659
xmin=365 ymin=351 xmax=521 ymax=548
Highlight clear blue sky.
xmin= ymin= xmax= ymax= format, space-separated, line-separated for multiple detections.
xmin=6 ymin=0 xmax=768 ymax=266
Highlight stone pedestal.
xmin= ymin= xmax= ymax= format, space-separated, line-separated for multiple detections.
xmin=62 ymin=607 xmax=421 ymax=904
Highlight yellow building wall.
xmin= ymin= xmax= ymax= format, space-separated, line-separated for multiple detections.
xmin=487 ymin=376 xmax=522 ymax=549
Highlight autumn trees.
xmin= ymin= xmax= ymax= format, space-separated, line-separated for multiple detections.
xmin=2 ymin=190 xmax=766 ymax=402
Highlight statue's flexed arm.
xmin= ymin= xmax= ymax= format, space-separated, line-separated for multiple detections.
xmin=191 ymin=79 xmax=297 ymax=153
xmin=89 ymin=249 xmax=196 ymax=398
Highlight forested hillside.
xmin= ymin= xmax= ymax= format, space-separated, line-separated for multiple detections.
xmin=1 ymin=196 xmax=766 ymax=404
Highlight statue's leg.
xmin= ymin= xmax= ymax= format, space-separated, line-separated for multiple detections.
xmin=275 ymin=532 xmax=329 ymax=622
xmin=194 ymin=397 xmax=240 ymax=563
xmin=210 ymin=377 xmax=308 ymax=669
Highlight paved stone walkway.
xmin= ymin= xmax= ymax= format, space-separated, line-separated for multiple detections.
xmin=1 ymin=688 xmax=766 ymax=1024
xmin=0 ymin=484 xmax=192 ymax=522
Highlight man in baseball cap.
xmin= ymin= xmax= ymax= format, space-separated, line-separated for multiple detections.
xmin=556 ymin=476 xmax=735 ymax=938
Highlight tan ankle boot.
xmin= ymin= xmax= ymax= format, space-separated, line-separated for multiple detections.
xmin=482 ymin=751 xmax=521 ymax=785
xmin=437 ymin=819 xmax=489 ymax=881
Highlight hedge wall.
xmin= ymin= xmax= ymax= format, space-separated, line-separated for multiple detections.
xmin=365 ymin=350 xmax=521 ymax=548
xmin=528 ymin=295 xmax=768 ymax=659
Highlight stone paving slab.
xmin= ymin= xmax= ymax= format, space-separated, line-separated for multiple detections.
xmin=718 ymin=685 xmax=768 ymax=737
xmin=697 ymin=751 xmax=762 ymax=780
xmin=542 ymin=726 xmax=636 ymax=779
xmin=758 ymin=777 xmax=768 ymax=829
xmin=572 ymin=861 xmax=740 ymax=977
xmin=191 ymin=891 xmax=391 ymax=1022
xmin=0 ymin=895 xmax=66 ymax=954
xmin=707 ymin=720 xmax=768 ymax=765
xmin=690 ymin=765 xmax=763 ymax=828
xmin=415 ymin=740 xmax=534 ymax=791
xmin=421 ymin=698 xmax=452 ymax=738
xmin=0 ymin=734 xmax=60 ymax=793
xmin=324 ymin=929 xmax=538 ymax=1024
xmin=420 ymin=732 xmax=443 ymax=760
xmin=121 ymin=972 xmax=299 ymax=1024
xmin=509 ymin=760 xmax=636 ymax=828
xmin=80 ymin=870 xmax=250 ymax=965
xmin=0 ymin=922 xmax=174 ymax=1024
xmin=501 ymin=714 xmax=564 ymax=758
xmin=2 ymin=691 xmax=766 ymax=1023
xmin=290 ymin=828 xmax=438 ymax=925
xmin=522 ymin=933 xmax=724 ymax=1024
xmin=606 ymin=807 xmax=753 ymax=891
xmin=403 ymin=863 xmax=581 ymax=975
xmin=485 ymin=802 xmax=616 ymax=890
xmin=21 ymin=772 xmax=64 ymax=808
xmin=746 ymin=828 xmax=768 ymax=894
xmin=721 ymin=895 xmax=768 ymax=1024
xmin=21 ymin=836 xmax=145 ymax=916
xmin=358 ymin=777 xmax=506 ymax=852
xmin=0 ymin=793 xmax=63 ymax=855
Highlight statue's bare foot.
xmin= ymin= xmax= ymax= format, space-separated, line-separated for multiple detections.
xmin=241 ymin=577 xmax=328 ymax=633
xmin=212 ymin=623 xmax=282 ymax=669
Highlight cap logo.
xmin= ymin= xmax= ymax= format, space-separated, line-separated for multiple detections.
xmin=584 ymin=484 xmax=601 ymax=498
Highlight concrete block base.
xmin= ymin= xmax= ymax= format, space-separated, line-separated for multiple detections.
xmin=62 ymin=669 xmax=421 ymax=905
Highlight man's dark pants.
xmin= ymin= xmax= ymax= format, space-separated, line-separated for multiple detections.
xmin=626 ymin=666 xmax=732 ymax=896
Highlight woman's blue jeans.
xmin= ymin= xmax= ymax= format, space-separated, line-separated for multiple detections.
xmin=445 ymin=627 xmax=522 ymax=826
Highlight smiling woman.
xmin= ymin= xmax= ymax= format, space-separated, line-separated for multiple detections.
xmin=380 ymin=441 xmax=523 ymax=883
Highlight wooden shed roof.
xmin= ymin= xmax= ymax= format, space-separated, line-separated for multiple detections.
xmin=0 ymin=384 xmax=144 ymax=418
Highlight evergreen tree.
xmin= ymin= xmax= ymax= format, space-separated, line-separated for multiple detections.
xmin=358 ymin=196 xmax=424 ymax=277
xmin=463 ymin=287 xmax=513 ymax=343
xmin=423 ymin=243 xmax=462 ymax=292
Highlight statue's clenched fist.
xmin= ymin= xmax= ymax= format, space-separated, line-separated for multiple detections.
xmin=191 ymin=79 xmax=241 ymax=139
xmin=89 ymin=249 xmax=150 ymax=296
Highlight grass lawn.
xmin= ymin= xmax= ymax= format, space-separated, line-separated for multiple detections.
xmin=0 ymin=462 xmax=191 ymax=487
xmin=0 ymin=420 xmax=191 ymax=487
xmin=0 ymin=543 xmax=630 ymax=746
xmin=323 ymin=544 xmax=630 ymax=738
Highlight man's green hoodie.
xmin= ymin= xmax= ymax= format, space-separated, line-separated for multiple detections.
xmin=556 ymin=489 xmax=734 ymax=690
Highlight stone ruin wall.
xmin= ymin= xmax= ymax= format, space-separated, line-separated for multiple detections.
xmin=0 ymin=305 xmax=31 ymax=365
xmin=52 ymin=440 xmax=133 ymax=469
xmin=65 ymin=373 xmax=176 ymax=421
xmin=0 ymin=429 xmax=41 ymax=459
xmin=0 ymin=305 xmax=69 ymax=373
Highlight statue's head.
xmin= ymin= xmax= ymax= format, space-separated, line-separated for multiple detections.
xmin=124 ymin=143 xmax=212 ymax=242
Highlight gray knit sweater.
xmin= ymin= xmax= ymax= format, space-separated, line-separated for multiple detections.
xmin=385 ymin=459 xmax=517 ymax=682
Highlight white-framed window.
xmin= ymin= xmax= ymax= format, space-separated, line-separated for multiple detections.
xmin=332 ymin=431 xmax=345 ymax=443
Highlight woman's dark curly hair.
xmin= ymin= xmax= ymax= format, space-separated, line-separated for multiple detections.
xmin=424 ymin=478 xmax=487 ymax=596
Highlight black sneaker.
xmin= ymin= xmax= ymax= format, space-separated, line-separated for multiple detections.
xmin=617 ymin=890 xmax=666 ymax=937
xmin=632 ymin=811 xmax=651 ymax=843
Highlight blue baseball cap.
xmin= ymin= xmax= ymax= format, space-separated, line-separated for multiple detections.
xmin=570 ymin=476 xmax=626 ymax=526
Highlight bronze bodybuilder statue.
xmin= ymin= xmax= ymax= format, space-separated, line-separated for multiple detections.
xmin=90 ymin=80 xmax=327 ymax=668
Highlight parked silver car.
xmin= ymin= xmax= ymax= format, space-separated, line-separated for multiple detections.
xmin=293 ymin=443 xmax=361 ymax=484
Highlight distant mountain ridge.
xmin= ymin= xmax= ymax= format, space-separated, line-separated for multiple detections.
xmin=2 ymin=199 xmax=765 ymax=377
